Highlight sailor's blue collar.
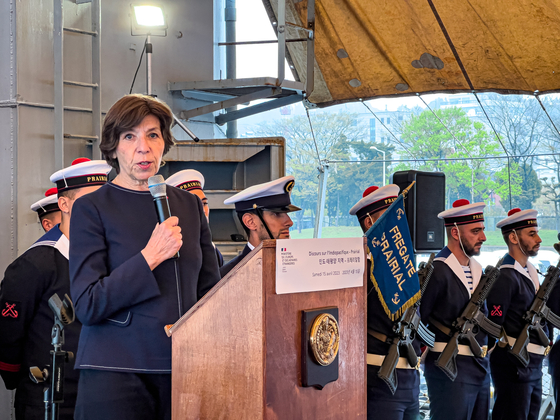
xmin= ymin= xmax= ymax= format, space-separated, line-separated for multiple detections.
xmin=33 ymin=224 xmax=63 ymax=244
xmin=436 ymin=246 xmax=452 ymax=259
xmin=502 ymin=253 xmax=516 ymax=266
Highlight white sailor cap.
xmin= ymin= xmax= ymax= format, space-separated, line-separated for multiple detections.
xmin=50 ymin=157 xmax=111 ymax=193
xmin=349 ymin=184 xmax=400 ymax=221
xmin=224 ymin=175 xmax=301 ymax=213
xmin=166 ymin=169 xmax=205 ymax=191
xmin=496 ymin=208 xmax=538 ymax=233
xmin=438 ymin=199 xmax=485 ymax=226
xmin=30 ymin=187 xmax=60 ymax=217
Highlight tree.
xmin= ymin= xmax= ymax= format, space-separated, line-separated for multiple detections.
xmin=253 ymin=111 xmax=367 ymax=231
xmin=541 ymin=176 xmax=560 ymax=231
xmin=483 ymin=93 xmax=545 ymax=206
xmin=327 ymin=140 xmax=395 ymax=225
xmin=394 ymin=107 xmax=509 ymax=206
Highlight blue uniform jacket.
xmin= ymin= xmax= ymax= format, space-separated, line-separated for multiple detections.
xmin=69 ymin=183 xmax=220 ymax=373
xmin=0 ymin=226 xmax=81 ymax=414
xmin=545 ymin=265 xmax=560 ymax=379
xmin=487 ymin=253 xmax=545 ymax=381
xmin=219 ymin=244 xmax=252 ymax=278
xmin=420 ymin=247 xmax=490 ymax=385
xmin=366 ymin=258 xmax=421 ymax=391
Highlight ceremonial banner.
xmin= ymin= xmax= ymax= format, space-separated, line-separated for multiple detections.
xmin=365 ymin=194 xmax=420 ymax=320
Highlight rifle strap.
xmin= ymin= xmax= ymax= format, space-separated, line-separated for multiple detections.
xmin=500 ymin=334 xmax=550 ymax=355
xmin=428 ymin=316 xmax=452 ymax=336
xmin=367 ymin=328 xmax=389 ymax=343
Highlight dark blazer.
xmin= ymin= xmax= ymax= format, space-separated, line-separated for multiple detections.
xmin=487 ymin=253 xmax=545 ymax=381
xmin=420 ymin=247 xmax=490 ymax=385
xmin=547 ymin=278 xmax=560 ymax=387
xmin=366 ymin=258 xmax=420 ymax=391
xmin=69 ymin=183 xmax=220 ymax=373
xmin=215 ymin=246 xmax=224 ymax=268
xmin=219 ymin=244 xmax=252 ymax=278
xmin=0 ymin=226 xmax=80 ymax=418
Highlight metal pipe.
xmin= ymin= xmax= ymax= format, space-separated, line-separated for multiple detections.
xmin=63 ymin=80 xmax=98 ymax=88
xmin=277 ymin=0 xmax=286 ymax=84
xmin=218 ymin=39 xmax=307 ymax=46
xmin=146 ymin=34 xmax=152 ymax=96
xmin=306 ymin=0 xmax=315 ymax=97
xmin=92 ymin=0 xmax=102 ymax=159
xmin=54 ymin=0 xmax=64 ymax=169
xmin=313 ymin=164 xmax=329 ymax=238
xmin=370 ymin=146 xmax=386 ymax=186
xmin=225 ymin=0 xmax=237 ymax=138
xmin=172 ymin=112 xmax=200 ymax=142
xmin=63 ymin=27 xmax=97 ymax=36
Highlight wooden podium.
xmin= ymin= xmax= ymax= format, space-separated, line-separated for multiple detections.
xmin=167 ymin=239 xmax=366 ymax=419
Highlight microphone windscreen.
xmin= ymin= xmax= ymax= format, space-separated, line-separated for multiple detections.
xmin=557 ymin=232 xmax=560 ymax=241
xmin=148 ymin=175 xmax=167 ymax=198
xmin=554 ymin=242 xmax=560 ymax=254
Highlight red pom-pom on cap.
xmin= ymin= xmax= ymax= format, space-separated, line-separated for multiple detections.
xmin=363 ymin=186 xmax=379 ymax=197
xmin=453 ymin=199 xmax=470 ymax=208
xmin=71 ymin=157 xmax=91 ymax=165
xmin=45 ymin=187 xmax=58 ymax=197
xmin=508 ymin=208 xmax=522 ymax=216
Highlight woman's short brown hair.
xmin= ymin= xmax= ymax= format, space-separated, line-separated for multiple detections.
xmin=100 ymin=94 xmax=175 ymax=173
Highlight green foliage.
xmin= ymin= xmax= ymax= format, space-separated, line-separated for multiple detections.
xmin=251 ymin=100 xmax=551 ymax=231
xmin=487 ymin=161 xmax=522 ymax=211
xmin=327 ymin=141 xmax=394 ymax=223
xmin=513 ymin=163 xmax=542 ymax=209
xmin=253 ymin=111 xmax=369 ymax=230
xmin=395 ymin=107 xmax=505 ymax=205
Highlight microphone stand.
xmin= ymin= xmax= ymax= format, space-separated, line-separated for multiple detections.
xmin=30 ymin=294 xmax=75 ymax=420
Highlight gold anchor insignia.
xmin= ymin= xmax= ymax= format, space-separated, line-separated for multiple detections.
xmin=310 ymin=314 xmax=340 ymax=367
xmin=481 ymin=345 xmax=488 ymax=358
xmin=284 ymin=180 xmax=295 ymax=193
xmin=392 ymin=293 xmax=400 ymax=305
xmin=397 ymin=208 xmax=405 ymax=220
xmin=371 ymin=237 xmax=380 ymax=248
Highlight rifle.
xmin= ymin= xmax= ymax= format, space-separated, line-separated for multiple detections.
xmin=377 ymin=253 xmax=436 ymax=394
xmin=435 ymin=258 xmax=504 ymax=381
xmin=509 ymin=250 xmax=560 ymax=367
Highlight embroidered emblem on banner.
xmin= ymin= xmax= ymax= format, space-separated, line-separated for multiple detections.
xmin=1 ymin=302 xmax=18 ymax=318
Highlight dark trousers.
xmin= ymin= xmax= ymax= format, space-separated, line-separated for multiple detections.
xmin=491 ymin=372 xmax=541 ymax=420
xmin=426 ymin=377 xmax=490 ymax=420
xmin=15 ymin=403 xmax=75 ymax=420
xmin=367 ymin=367 xmax=421 ymax=420
xmin=551 ymin=372 xmax=560 ymax=420
xmin=74 ymin=369 xmax=171 ymax=420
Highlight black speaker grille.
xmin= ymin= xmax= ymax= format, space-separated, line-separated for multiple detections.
xmin=391 ymin=170 xmax=445 ymax=253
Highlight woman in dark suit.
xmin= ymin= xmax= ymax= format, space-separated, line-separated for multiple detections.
xmin=69 ymin=94 xmax=220 ymax=420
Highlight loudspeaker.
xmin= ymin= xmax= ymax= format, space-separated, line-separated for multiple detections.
xmin=390 ymin=170 xmax=445 ymax=253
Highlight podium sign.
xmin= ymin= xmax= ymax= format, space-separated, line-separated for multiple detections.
xmin=276 ymin=237 xmax=364 ymax=294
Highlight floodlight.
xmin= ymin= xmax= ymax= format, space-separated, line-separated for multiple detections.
xmin=130 ymin=4 xmax=167 ymax=36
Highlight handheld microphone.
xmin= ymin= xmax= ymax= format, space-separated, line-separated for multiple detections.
xmin=148 ymin=175 xmax=179 ymax=258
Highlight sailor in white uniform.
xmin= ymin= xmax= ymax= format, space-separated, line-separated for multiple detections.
xmin=420 ymin=199 xmax=491 ymax=420
xmin=487 ymin=208 xmax=545 ymax=420
xmin=0 ymin=158 xmax=111 ymax=420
